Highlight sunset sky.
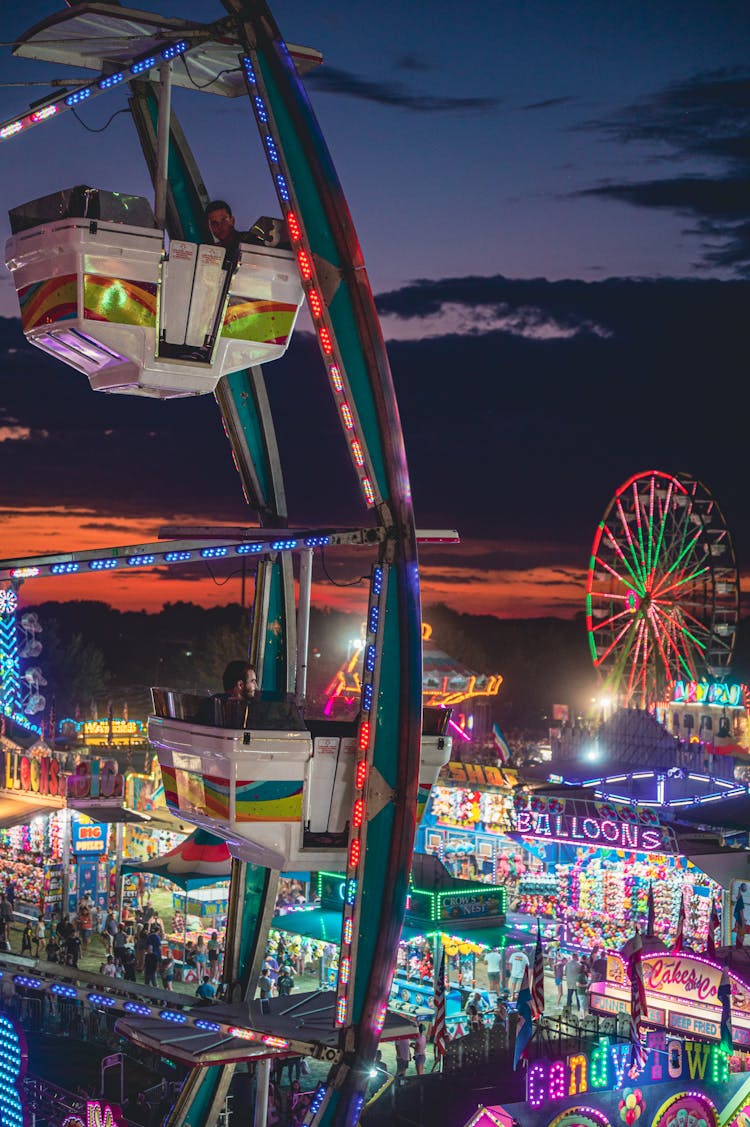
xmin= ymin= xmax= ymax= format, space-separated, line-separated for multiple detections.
xmin=0 ymin=0 xmax=747 ymax=622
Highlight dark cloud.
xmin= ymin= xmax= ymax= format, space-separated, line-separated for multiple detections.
xmin=520 ymin=96 xmax=574 ymax=111
xmin=305 ymin=65 xmax=500 ymax=113
xmin=394 ymin=53 xmax=433 ymax=73
xmin=575 ymin=67 xmax=750 ymax=274
xmin=0 ymin=272 xmax=748 ymax=587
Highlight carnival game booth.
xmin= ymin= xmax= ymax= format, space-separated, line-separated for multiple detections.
xmin=417 ymin=764 xmax=719 ymax=951
xmin=316 ymin=856 xmax=507 ymax=1030
xmin=122 ymin=828 xmax=231 ymax=976
xmin=0 ymin=740 xmax=154 ymax=915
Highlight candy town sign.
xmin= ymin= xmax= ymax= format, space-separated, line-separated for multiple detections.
xmin=62 ymin=1101 xmax=125 ymax=1127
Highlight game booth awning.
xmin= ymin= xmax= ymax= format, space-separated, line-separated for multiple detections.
xmin=121 ymin=828 xmax=231 ymax=890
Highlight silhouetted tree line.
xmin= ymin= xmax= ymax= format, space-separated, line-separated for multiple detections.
xmin=20 ymin=599 xmax=750 ymax=730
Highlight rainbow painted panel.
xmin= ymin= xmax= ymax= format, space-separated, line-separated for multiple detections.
xmin=235 ymin=778 xmax=303 ymax=822
xmin=84 ymin=275 xmax=157 ymax=326
xmin=221 ymin=296 xmax=296 ymax=344
xmin=416 ymin=784 xmax=431 ymax=823
xmin=19 ymin=275 xmax=77 ymax=331
xmin=201 ymin=776 xmax=230 ymax=821
xmin=160 ymin=764 xmax=179 ymax=809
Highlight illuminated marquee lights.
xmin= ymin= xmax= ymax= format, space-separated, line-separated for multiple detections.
xmin=304 ymin=536 xmax=330 ymax=547
xmin=13 ymin=976 xmax=42 ymax=990
xmin=339 ymin=957 xmax=351 ymax=984
xmin=98 ymin=73 xmax=124 ymax=90
xmin=160 ymin=1009 xmax=187 ymax=1024
xmin=308 ymin=1086 xmax=327 ymax=1117
xmin=50 ymin=563 xmax=80 ymax=574
xmin=30 ymin=105 xmax=57 ymax=122
xmin=195 ymin=1019 xmax=221 ymax=1032
xmin=65 ymin=88 xmax=91 ymax=107
xmin=358 ymin=722 xmax=370 ymax=752
xmin=345 ymin=880 xmax=357 ymax=907
xmin=123 ymin=1002 xmax=151 ymax=1016
xmin=355 ymin=760 xmax=367 ymax=789
xmin=89 ymin=559 xmax=118 ymax=571
xmin=10 ymin=567 xmax=39 ymax=579
xmin=164 ymin=551 xmax=192 ymax=562
xmin=161 ymin=41 xmax=188 ymax=61
xmin=335 ymin=996 xmax=347 ymax=1025
xmin=126 ymin=555 xmax=155 ymax=566
xmin=271 ymin=539 xmax=297 ymax=550
xmin=348 ymin=839 xmax=361 ymax=867
xmin=525 ymin=1035 xmax=730 ymax=1110
xmin=352 ymin=798 xmax=365 ymax=828
xmin=343 ymin=918 xmax=353 ymax=945
xmin=0 ymin=36 xmax=202 ymax=149
xmin=237 ymin=543 xmax=264 ymax=554
xmin=131 ymin=56 xmax=157 ymax=75
xmin=228 ymin=1026 xmax=257 ymax=1041
xmin=88 ymin=993 xmax=117 ymax=1008
xmin=200 ymin=547 xmax=228 ymax=559
xmin=275 ymin=174 xmax=289 ymax=202
xmin=262 ymin=1035 xmax=290 ymax=1048
xmin=0 ymin=1013 xmax=26 ymax=1127
xmin=50 ymin=984 xmax=78 ymax=999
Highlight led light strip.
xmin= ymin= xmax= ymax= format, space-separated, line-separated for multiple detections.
xmin=240 ymin=54 xmax=380 ymax=512
xmin=0 ymin=531 xmax=370 ymax=582
xmin=0 ymin=40 xmax=194 ymax=145
xmin=4 ymin=970 xmax=301 ymax=1053
xmin=335 ymin=563 xmax=388 ymax=1027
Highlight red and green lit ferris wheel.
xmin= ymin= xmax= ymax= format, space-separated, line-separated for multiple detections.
xmin=586 ymin=470 xmax=739 ymax=709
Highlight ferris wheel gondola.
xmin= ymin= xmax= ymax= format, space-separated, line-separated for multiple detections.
xmin=585 ymin=470 xmax=739 ymax=709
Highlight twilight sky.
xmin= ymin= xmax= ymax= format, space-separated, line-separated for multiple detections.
xmin=0 ymin=0 xmax=748 ymax=623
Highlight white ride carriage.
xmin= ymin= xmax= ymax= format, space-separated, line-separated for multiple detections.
xmin=4 ymin=186 xmax=303 ymax=398
xmin=150 ymin=690 xmax=451 ymax=869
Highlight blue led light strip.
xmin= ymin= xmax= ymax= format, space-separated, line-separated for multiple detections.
xmin=0 ymin=527 xmax=384 ymax=582
xmin=0 ymin=33 xmax=211 ymax=146
xmin=335 ymin=563 xmax=388 ymax=1026
xmin=240 ymin=54 xmax=381 ymax=512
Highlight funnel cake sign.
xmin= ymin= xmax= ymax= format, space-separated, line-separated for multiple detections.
xmin=608 ymin=954 xmax=750 ymax=1014
xmin=592 ymin=953 xmax=750 ymax=1044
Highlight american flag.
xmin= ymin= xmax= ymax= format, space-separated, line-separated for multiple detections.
xmin=646 ymin=883 xmax=655 ymax=938
xmin=621 ymin=930 xmax=647 ymax=1073
xmin=672 ymin=894 xmax=685 ymax=953
xmin=513 ymin=968 xmax=534 ymax=1070
xmin=707 ymin=899 xmax=721 ymax=959
xmin=719 ymin=968 xmax=733 ymax=1054
xmin=531 ymin=922 xmax=545 ymax=1019
xmin=432 ymin=950 xmax=448 ymax=1058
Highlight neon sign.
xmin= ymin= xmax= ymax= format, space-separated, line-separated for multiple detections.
xmin=65 ymin=758 xmax=124 ymax=801
xmin=0 ymin=750 xmax=62 ymax=797
xmin=526 ymin=1033 xmax=729 ymax=1110
xmin=62 ymin=1102 xmax=125 ymax=1127
xmin=672 ymin=681 xmax=743 ymax=707
xmin=510 ymin=810 xmax=674 ymax=853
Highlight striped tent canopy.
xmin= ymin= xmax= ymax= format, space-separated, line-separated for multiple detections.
xmin=121 ymin=829 xmax=231 ymax=890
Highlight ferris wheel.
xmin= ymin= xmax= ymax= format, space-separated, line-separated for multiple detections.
xmin=585 ymin=470 xmax=739 ymax=708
